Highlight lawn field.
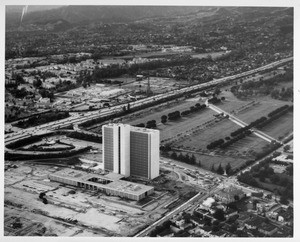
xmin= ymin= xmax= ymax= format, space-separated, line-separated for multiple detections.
xmin=127 ymin=97 xmax=207 ymax=129
xmin=172 ymin=119 xmax=240 ymax=150
xmin=236 ymin=99 xmax=291 ymax=124
xmin=211 ymin=90 xmax=293 ymax=140
xmin=159 ymin=108 xmax=218 ymax=142
xmin=216 ymin=90 xmax=292 ymax=124
xmin=224 ymin=134 xmax=269 ymax=157
xmin=259 ymin=112 xmax=293 ymax=140
xmin=216 ymin=90 xmax=251 ymax=113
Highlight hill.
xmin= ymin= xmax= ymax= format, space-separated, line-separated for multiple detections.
xmin=6 ymin=5 xmax=215 ymax=28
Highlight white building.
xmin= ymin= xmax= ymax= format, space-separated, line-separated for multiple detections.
xmin=102 ymin=123 xmax=160 ymax=179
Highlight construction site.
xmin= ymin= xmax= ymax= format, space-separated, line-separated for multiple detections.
xmin=54 ymin=76 xmax=184 ymax=112
xmin=4 ymin=150 xmax=212 ymax=236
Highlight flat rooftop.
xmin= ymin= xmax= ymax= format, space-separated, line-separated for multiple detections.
xmin=103 ymin=123 xmax=159 ymax=134
xmin=130 ymin=126 xmax=159 ymax=134
xmin=104 ymin=172 xmax=124 ymax=180
xmin=50 ymin=168 xmax=153 ymax=196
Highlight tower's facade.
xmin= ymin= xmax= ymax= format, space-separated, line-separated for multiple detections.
xmin=130 ymin=127 xmax=160 ymax=179
xmin=102 ymin=123 xmax=130 ymax=177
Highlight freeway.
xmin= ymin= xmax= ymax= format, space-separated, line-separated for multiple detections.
xmin=5 ymin=57 xmax=293 ymax=145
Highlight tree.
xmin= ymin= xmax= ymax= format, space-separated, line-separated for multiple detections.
xmin=283 ymin=145 xmax=290 ymax=152
xmin=211 ymin=164 xmax=215 ymax=172
xmin=217 ymin=164 xmax=224 ymax=175
xmin=161 ymin=115 xmax=167 ymax=124
xmin=280 ymin=195 xmax=289 ymax=205
xmin=214 ymin=88 xmax=221 ymax=96
xmin=259 ymin=175 xmax=265 ymax=182
xmin=225 ymin=163 xmax=232 ymax=175
xmin=286 ymin=164 xmax=293 ymax=176
xmin=203 ymin=216 xmax=212 ymax=226
xmin=190 ymin=154 xmax=196 ymax=164
xmin=171 ymin=152 xmax=178 ymax=160
xmin=15 ymin=74 xmax=25 ymax=85
xmin=39 ymin=192 xmax=46 ymax=199
xmin=213 ymin=209 xmax=225 ymax=221
xmin=184 ymin=153 xmax=191 ymax=163
xmin=178 ymin=153 xmax=185 ymax=161
xmin=33 ymin=78 xmax=42 ymax=88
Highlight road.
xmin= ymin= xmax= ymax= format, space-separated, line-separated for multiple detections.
xmin=134 ymin=182 xmax=222 ymax=237
xmin=134 ymin=191 xmax=206 ymax=237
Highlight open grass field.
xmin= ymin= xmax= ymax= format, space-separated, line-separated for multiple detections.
xmin=159 ymin=108 xmax=218 ymax=142
xmin=237 ymin=98 xmax=291 ymax=124
xmin=259 ymin=112 xmax=293 ymax=140
xmin=224 ymin=134 xmax=269 ymax=157
xmin=216 ymin=90 xmax=251 ymax=113
xmin=172 ymin=119 xmax=240 ymax=151
xmin=217 ymin=90 xmax=292 ymax=123
xmin=214 ymin=90 xmax=293 ymax=140
xmin=127 ymin=97 xmax=204 ymax=130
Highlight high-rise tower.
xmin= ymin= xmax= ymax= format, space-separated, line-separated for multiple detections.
xmin=102 ymin=123 xmax=159 ymax=179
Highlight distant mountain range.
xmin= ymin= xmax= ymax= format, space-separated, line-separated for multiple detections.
xmin=6 ymin=5 xmax=65 ymax=13
xmin=5 ymin=5 xmax=293 ymax=31
xmin=6 ymin=5 xmax=217 ymax=28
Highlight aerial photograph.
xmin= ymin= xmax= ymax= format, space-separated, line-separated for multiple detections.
xmin=3 ymin=2 xmax=296 ymax=239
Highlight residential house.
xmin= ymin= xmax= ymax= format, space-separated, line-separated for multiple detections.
xmin=244 ymin=215 xmax=265 ymax=230
xmin=258 ymin=223 xmax=278 ymax=236
xmin=237 ymin=212 xmax=251 ymax=228
xmin=37 ymin=97 xmax=51 ymax=109
xmin=224 ymin=207 xmax=238 ymax=219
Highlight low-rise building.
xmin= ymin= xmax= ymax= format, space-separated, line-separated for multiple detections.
xmin=214 ymin=186 xmax=245 ymax=204
xmin=258 ymin=223 xmax=278 ymax=236
xmin=49 ymin=168 xmax=154 ymax=201
xmin=244 ymin=215 xmax=265 ymax=230
xmin=237 ymin=212 xmax=251 ymax=228
xmin=37 ymin=97 xmax=51 ymax=108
